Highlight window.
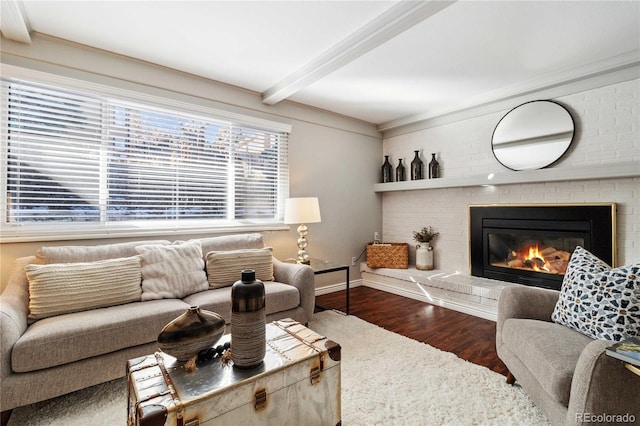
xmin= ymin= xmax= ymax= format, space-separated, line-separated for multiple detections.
xmin=1 ymin=75 xmax=289 ymax=241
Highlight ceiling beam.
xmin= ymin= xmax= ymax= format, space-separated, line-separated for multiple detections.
xmin=261 ymin=0 xmax=455 ymax=106
xmin=0 ymin=0 xmax=31 ymax=44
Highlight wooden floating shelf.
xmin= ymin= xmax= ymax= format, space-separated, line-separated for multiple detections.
xmin=373 ymin=162 xmax=640 ymax=193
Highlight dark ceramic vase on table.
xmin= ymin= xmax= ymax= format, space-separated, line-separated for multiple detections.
xmin=157 ymin=306 xmax=225 ymax=363
xmin=231 ymin=269 xmax=266 ymax=369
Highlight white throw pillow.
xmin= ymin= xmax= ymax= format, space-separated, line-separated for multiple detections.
xmin=206 ymin=247 xmax=274 ymax=289
xmin=136 ymin=241 xmax=208 ymax=301
xmin=26 ymin=256 xmax=142 ymax=321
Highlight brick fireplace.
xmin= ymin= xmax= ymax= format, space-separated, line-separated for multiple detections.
xmin=370 ymin=79 xmax=638 ymax=320
xmin=381 ymin=79 xmax=638 ymax=275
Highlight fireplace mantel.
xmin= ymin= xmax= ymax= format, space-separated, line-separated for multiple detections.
xmin=374 ymin=161 xmax=639 ymax=193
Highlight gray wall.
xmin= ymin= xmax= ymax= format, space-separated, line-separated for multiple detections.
xmin=0 ymin=34 xmax=383 ymax=292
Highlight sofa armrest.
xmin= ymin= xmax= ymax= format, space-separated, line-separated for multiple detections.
xmin=272 ymin=258 xmax=315 ymax=324
xmin=567 ymin=339 xmax=640 ymax=425
xmin=1 ymin=257 xmax=33 ymax=383
xmin=496 ymin=285 xmax=560 ymax=349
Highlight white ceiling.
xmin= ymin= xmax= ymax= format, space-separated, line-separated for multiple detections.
xmin=2 ymin=1 xmax=639 ymax=129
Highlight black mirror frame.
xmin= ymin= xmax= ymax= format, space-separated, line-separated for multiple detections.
xmin=491 ymin=100 xmax=575 ymax=171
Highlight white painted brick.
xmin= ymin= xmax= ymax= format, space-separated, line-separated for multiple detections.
xmin=382 ymin=79 xmax=640 ymax=270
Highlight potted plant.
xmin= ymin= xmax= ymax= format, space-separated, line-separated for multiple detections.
xmin=413 ymin=226 xmax=439 ymax=244
xmin=413 ymin=226 xmax=438 ymax=270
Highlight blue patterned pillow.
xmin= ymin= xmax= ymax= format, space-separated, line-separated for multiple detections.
xmin=551 ymin=246 xmax=640 ymax=341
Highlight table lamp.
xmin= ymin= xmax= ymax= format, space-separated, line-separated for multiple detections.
xmin=284 ymin=197 xmax=321 ymax=264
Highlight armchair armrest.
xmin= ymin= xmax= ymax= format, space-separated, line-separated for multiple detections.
xmin=567 ymin=339 xmax=640 ymax=425
xmin=272 ymin=258 xmax=315 ymax=324
xmin=1 ymin=257 xmax=33 ymax=385
xmin=496 ymin=285 xmax=560 ymax=348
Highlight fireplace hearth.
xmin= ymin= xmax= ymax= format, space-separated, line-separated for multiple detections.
xmin=469 ymin=204 xmax=616 ymax=290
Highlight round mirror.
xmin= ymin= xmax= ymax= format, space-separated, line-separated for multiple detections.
xmin=491 ymin=100 xmax=574 ymax=171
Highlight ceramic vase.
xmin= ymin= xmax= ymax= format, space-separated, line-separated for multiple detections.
xmin=396 ymin=158 xmax=406 ymax=182
xmin=157 ymin=306 xmax=225 ymax=362
xmin=428 ymin=153 xmax=439 ymax=179
xmin=410 ymin=150 xmax=424 ymax=180
xmin=416 ymin=243 xmax=434 ymax=271
xmin=381 ymin=155 xmax=393 ymax=183
xmin=231 ymin=269 xmax=266 ymax=369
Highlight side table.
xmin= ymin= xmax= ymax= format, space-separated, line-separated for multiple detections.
xmin=307 ymin=259 xmax=350 ymax=315
xmin=604 ymin=337 xmax=640 ymax=377
xmin=626 ymin=363 xmax=640 ymax=377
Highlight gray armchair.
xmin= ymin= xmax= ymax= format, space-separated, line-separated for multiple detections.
xmin=496 ymin=285 xmax=640 ymax=426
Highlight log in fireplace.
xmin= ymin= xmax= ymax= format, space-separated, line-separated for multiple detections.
xmin=469 ymin=204 xmax=616 ymax=290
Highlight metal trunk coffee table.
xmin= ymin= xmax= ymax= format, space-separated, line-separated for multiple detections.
xmin=127 ymin=319 xmax=341 ymax=426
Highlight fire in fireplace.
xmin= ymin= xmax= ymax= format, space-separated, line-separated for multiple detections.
xmin=488 ymin=234 xmax=580 ymax=276
xmin=470 ymin=204 xmax=616 ymax=290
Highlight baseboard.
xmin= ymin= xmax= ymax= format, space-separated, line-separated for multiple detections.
xmin=362 ymin=279 xmax=498 ymax=322
xmin=315 ymin=279 xmax=362 ymax=296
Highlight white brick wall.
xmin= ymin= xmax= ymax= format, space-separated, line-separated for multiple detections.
xmin=382 ymin=79 xmax=640 ymax=271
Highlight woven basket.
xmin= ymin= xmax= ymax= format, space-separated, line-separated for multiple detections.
xmin=366 ymin=243 xmax=409 ymax=269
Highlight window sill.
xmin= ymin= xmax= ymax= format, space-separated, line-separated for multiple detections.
xmin=0 ymin=222 xmax=290 ymax=244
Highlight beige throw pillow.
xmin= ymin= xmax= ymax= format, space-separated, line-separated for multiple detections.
xmin=26 ymin=256 xmax=142 ymax=321
xmin=206 ymin=247 xmax=274 ymax=289
xmin=136 ymin=241 xmax=208 ymax=301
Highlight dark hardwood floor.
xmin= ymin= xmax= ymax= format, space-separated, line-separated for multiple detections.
xmin=315 ymin=286 xmax=509 ymax=376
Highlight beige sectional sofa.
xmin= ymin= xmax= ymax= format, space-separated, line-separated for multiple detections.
xmin=0 ymin=233 xmax=315 ymax=414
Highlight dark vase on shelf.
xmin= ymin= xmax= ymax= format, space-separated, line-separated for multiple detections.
xmin=428 ymin=153 xmax=440 ymax=179
xmin=381 ymin=155 xmax=393 ymax=183
xmin=410 ymin=150 xmax=424 ymax=180
xmin=396 ymin=159 xmax=406 ymax=182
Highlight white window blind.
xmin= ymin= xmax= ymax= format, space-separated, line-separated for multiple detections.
xmin=1 ymin=77 xmax=289 ymax=240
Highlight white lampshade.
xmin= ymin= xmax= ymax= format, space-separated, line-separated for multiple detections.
xmin=284 ymin=197 xmax=321 ymax=224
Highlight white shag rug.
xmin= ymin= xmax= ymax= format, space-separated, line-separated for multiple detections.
xmin=9 ymin=311 xmax=549 ymax=425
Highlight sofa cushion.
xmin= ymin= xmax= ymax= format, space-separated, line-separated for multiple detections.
xmin=36 ymin=240 xmax=170 ymax=264
xmin=502 ymin=318 xmax=593 ymax=406
xmin=12 ymin=299 xmax=191 ymax=372
xmin=183 ymin=281 xmax=300 ymax=323
xmin=136 ymin=241 xmax=209 ymax=301
xmin=193 ymin=233 xmax=265 ymax=258
xmin=205 ymin=248 xmax=274 ymax=289
xmin=552 ymin=246 xmax=640 ymax=341
xmin=25 ymin=256 xmax=142 ymax=321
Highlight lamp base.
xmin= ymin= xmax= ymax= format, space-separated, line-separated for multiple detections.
xmin=296 ymin=224 xmax=311 ymax=264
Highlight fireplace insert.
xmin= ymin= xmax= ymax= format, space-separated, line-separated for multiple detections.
xmin=469 ymin=204 xmax=616 ymax=290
